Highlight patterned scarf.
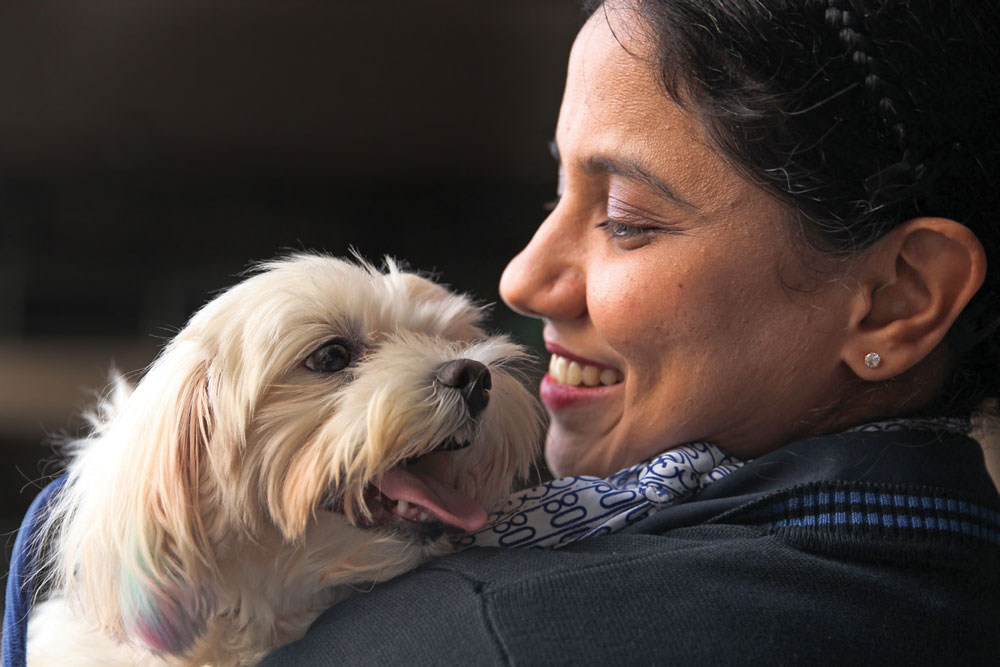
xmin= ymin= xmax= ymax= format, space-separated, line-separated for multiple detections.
xmin=456 ymin=417 xmax=973 ymax=551
xmin=456 ymin=441 xmax=743 ymax=550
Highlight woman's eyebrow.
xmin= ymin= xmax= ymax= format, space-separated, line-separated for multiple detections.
xmin=584 ymin=155 xmax=696 ymax=209
xmin=548 ymin=139 xmax=696 ymax=209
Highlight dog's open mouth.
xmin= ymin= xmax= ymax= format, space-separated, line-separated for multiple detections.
xmin=370 ymin=465 xmax=485 ymax=531
xmin=323 ymin=442 xmax=486 ymax=536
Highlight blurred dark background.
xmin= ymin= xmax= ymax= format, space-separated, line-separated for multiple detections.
xmin=1 ymin=0 xmax=583 ymax=578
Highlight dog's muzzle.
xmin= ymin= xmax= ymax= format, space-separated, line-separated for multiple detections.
xmin=434 ymin=358 xmax=491 ymax=419
xmin=322 ymin=359 xmax=497 ymax=536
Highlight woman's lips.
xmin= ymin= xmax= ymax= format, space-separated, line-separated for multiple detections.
xmin=540 ymin=374 xmax=621 ymax=411
xmin=541 ymin=343 xmax=623 ymax=411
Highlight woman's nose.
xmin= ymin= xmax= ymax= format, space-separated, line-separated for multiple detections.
xmin=499 ymin=211 xmax=587 ymax=321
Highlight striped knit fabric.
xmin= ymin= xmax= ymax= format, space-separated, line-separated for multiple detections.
xmin=718 ymin=481 xmax=1000 ymax=547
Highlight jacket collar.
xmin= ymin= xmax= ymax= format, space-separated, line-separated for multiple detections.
xmin=631 ymin=418 xmax=999 ymax=535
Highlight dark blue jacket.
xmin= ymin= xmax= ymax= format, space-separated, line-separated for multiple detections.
xmin=264 ymin=423 xmax=1000 ymax=666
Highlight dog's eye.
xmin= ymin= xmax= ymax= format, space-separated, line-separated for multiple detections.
xmin=305 ymin=340 xmax=352 ymax=373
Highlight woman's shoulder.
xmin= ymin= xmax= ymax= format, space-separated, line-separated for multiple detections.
xmin=263 ymin=422 xmax=1000 ymax=665
xmin=264 ymin=517 xmax=1000 ymax=666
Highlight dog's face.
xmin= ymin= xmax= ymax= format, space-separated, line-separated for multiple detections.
xmin=98 ymin=254 xmax=541 ymax=655
xmin=174 ymin=253 xmax=539 ymax=536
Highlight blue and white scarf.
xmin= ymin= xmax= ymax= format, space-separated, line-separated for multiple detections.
xmin=457 ymin=441 xmax=744 ymax=549
xmin=457 ymin=417 xmax=973 ymax=551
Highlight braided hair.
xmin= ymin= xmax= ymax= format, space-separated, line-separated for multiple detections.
xmin=587 ymin=0 xmax=1000 ymax=416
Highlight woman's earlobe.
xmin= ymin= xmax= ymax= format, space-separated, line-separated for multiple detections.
xmin=842 ymin=217 xmax=987 ymax=380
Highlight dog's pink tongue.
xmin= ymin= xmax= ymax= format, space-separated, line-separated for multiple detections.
xmin=377 ymin=469 xmax=487 ymax=532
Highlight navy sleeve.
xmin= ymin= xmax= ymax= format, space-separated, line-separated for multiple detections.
xmin=261 ymin=563 xmax=505 ymax=666
xmin=3 ymin=477 xmax=66 ymax=667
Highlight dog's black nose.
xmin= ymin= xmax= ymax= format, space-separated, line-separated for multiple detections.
xmin=435 ymin=359 xmax=492 ymax=418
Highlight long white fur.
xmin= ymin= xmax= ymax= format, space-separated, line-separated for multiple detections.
xmin=27 ymin=254 xmax=542 ymax=666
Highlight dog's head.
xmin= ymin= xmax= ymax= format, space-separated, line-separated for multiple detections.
xmin=56 ymin=254 xmax=542 ymax=656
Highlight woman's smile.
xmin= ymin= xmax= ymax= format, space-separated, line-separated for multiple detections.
xmin=540 ymin=340 xmax=624 ymax=411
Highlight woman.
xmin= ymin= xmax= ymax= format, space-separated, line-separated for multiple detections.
xmin=266 ymin=1 xmax=1000 ymax=663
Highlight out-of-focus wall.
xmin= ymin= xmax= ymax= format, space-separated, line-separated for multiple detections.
xmin=0 ymin=0 xmax=582 ymax=572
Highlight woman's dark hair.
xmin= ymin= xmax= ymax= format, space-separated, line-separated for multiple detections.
xmin=587 ymin=0 xmax=1000 ymax=416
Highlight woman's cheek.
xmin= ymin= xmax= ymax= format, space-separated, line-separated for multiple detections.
xmin=588 ymin=268 xmax=682 ymax=356
xmin=587 ymin=270 xmax=652 ymax=342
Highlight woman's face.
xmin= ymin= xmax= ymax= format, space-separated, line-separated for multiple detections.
xmin=500 ymin=10 xmax=860 ymax=477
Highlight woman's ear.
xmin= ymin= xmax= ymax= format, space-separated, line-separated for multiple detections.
xmin=841 ymin=217 xmax=986 ymax=379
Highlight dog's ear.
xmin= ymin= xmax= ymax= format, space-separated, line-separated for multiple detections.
xmin=272 ymin=434 xmax=334 ymax=540
xmin=115 ymin=351 xmax=219 ymax=656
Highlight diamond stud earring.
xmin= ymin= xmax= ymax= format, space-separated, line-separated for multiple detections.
xmin=864 ymin=352 xmax=882 ymax=369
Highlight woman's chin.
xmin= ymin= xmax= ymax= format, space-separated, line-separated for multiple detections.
xmin=541 ymin=380 xmax=626 ymax=477
xmin=543 ymin=435 xmax=580 ymax=478
xmin=544 ymin=427 xmax=617 ymax=478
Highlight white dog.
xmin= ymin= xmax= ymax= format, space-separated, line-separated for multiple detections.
xmin=25 ymin=254 xmax=542 ymax=666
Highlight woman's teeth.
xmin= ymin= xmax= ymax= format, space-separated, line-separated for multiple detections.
xmin=548 ymin=354 xmax=622 ymax=387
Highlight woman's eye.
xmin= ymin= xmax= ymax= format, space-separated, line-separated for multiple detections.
xmin=305 ymin=340 xmax=352 ymax=373
xmin=597 ymin=219 xmax=650 ymax=240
